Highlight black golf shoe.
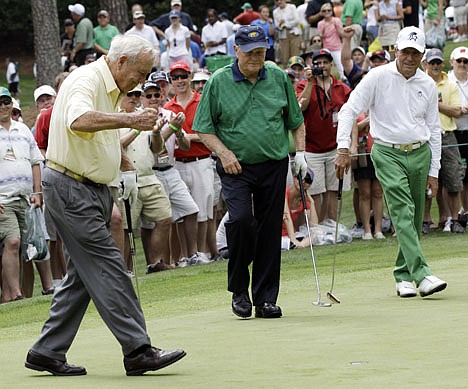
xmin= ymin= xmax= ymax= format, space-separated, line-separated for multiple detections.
xmin=255 ymin=302 xmax=282 ymax=318
xmin=232 ymin=292 xmax=252 ymax=318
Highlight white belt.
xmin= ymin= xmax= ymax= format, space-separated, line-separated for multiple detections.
xmin=373 ymin=139 xmax=426 ymax=153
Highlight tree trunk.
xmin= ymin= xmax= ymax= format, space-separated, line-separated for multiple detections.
xmin=99 ymin=0 xmax=129 ymax=33
xmin=31 ymin=0 xmax=62 ymax=87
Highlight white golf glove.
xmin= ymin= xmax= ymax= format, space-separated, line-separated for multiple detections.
xmin=120 ymin=170 xmax=138 ymax=205
xmin=294 ymin=151 xmax=308 ymax=179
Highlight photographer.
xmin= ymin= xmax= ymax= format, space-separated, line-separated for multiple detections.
xmin=295 ymin=48 xmax=351 ymax=222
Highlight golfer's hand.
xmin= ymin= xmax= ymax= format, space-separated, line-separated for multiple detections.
xmin=426 ymin=176 xmax=438 ymax=199
xmin=335 ymin=149 xmax=351 ymax=179
xmin=120 ymin=170 xmax=138 ymax=205
xmin=219 ymin=149 xmax=242 ymax=175
xmin=294 ymin=151 xmax=308 ymax=178
xmin=131 ymin=108 xmax=160 ymax=131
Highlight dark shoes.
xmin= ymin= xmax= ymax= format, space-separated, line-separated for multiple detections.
xmin=25 ymin=350 xmax=87 ymax=376
xmin=255 ymin=302 xmax=282 ymax=319
xmin=232 ymin=292 xmax=252 ymax=318
xmin=147 ymin=261 xmax=172 ymax=273
xmin=124 ymin=346 xmax=186 ymax=376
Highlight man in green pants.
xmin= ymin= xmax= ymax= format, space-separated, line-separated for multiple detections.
xmin=335 ymin=26 xmax=447 ymax=298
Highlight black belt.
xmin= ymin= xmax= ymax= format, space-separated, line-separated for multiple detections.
xmin=152 ymin=165 xmax=172 ymax=172
xmin=175 ymin=155 xmax=211 ymax=163
xmin=46 ymin=161 xmax=105 ymax=188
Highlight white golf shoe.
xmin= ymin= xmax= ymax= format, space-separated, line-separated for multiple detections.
xmin=418 ymin=275 xmax=447 ymax=297
xmin=396 ymin=281 xmax=417 ymax=298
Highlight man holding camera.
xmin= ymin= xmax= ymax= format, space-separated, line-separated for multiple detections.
xmin=295 ymin=48 xmax=351 ymax=222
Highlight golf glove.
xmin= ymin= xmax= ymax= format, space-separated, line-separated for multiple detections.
xmin=120 ymin=170 xmax=138 ymax=205
xmin=294 ymin=151 xmax=308 ymax=178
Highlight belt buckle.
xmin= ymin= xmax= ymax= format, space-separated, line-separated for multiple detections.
xmin=400 ymin=143 xmax=412 ymax=153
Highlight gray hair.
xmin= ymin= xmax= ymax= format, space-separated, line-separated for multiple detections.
xmin=107 ymin=34 xmax=156 ymax=64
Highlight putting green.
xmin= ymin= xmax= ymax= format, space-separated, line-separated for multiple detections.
xmin=2 ymin=253 xmax=467 ymax=388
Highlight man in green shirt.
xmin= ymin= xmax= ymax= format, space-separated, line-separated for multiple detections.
xmin=69 ymin=3 xmax=94 ymax=66
xmin=94 ymin=10 xmax=120 ymax=58
xmin=341 ymin=0 xmax=363 ymax=49
xmin=193 ymin=25 xmax=307 ymax=319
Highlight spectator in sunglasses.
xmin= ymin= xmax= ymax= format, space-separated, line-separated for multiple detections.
xmin=165 ymin=10 xmax=191 ymax=69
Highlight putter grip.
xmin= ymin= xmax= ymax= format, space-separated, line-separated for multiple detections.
xmin=123 ymin=198 xmax=133 ymax=234
xmin=337 ymin=178 xmax=343 ymax=201
xmin=297 ymin=172 xmax=308 ymax=210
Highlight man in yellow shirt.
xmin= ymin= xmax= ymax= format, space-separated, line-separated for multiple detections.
xmin=25 ymin=35 xmax=186 ymax=377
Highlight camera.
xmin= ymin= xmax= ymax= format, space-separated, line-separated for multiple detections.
xmin=312 ymin=61 xmax=323 ymax=76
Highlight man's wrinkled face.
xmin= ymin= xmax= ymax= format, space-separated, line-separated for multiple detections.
xmin=36 ymin=94 xmax=55 ymax=111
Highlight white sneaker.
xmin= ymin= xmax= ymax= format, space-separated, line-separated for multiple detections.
xmin=418 ymin=275 xmax=447 ymax=297
xmin=189 ymin=253 xmax=212 ymax=265
xmin=176 ymin=257 xmax=191 ymax=268
xmin=443 ymin=217 xmax=452 ymax=232
xmin=362 ymin=232 xmax=373 ymax=240
xmin=396 ymin=281 xmax=417 ymax=298
xmin=374 ymin=232 xmax=385 ymax=240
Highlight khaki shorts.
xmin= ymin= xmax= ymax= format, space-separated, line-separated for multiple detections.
xmin=440 ymin=132 xmax=464 ymax=192
xmin=305 ymin=150 xmax=351 ymax=195
xmin=0 ymin=198 xmax=28 ymax=243
xmin=116 ymin=183 xmax=171 ymax=230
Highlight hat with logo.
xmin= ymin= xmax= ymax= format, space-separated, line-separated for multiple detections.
xmin=312 ymin=48 xmax=334 ymax=62
xmin=170 ymin=61 xmax=191 ymax=74
xmin=149 ymin=71 xmax=171 ymax=83
xmin=0 ymin=86 xmax=11 ymax=99
xmin=133 ymin=11 xmax=145 ymax=19
xmin=235 ymin=25 xmax=269 ymax=52
xmin=241 ymin=2 xmax=253 ymax=9
xmin=450 ymin=46 xmax=468 ymax=60
xmin=396 ymin=26 xmax=425 ymax=53
xmin=142 ymin=81 xmax=161 ymax=91
xmin=68 ymin=3 xmax=85 ymax=17
xmin=425 ymin=48 xmax=444 ymax=63
xmin=34 ymin=85 xmax=57 ymax=103
xmin=370 ymin=50 xmax=391 ymax=62
xmin=288 ymin=56 xmax=305 ymax=68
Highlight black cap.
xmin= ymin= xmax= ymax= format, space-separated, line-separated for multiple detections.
xmin=142 ymin=81 xmax=161 ymax=91
xmin=312 ymin=48 xmax=333 ymax=62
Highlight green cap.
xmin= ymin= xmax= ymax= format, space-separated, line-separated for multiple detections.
xmin=0 ymin=87 xmax=11 ymax=98
xmin=241 ymin=2 xmax=252 ymax=9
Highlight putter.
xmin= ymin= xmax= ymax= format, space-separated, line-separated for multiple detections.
xmin=297 ymin=172 xmax=332 ymax=308
xmin=327 ymin=178 xmax=343 ymax=304
xmin=123 ymin=197 xmax=141 ymax=301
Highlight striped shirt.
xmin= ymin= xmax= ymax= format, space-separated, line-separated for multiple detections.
xmin=0 ymin=120 xmax=43 ymax=203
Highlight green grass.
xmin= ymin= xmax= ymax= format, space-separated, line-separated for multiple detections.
xmin=1 ymin=226 xmax=467 ymax=388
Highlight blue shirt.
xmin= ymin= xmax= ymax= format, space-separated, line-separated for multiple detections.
xmin=251 ymin=19 xmax=275 ymax=48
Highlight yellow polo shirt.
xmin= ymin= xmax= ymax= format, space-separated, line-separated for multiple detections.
xmin=435 ymin=72 xmax=461 ymax=133
xmin=46 ymin=56 xmax=121 ymax=183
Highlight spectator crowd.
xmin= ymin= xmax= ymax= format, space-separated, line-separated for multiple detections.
xmin=1 ymin=0 xmax=467 ymax=303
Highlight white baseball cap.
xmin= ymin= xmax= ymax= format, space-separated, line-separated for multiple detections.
xmin=192 ymin=71 xmax=211 ymax=82
xmin=396 ymin=26 xmax=425 ymax=53
xmin=68 ymin=3 xmax=85 ymax=17
xmin=451 ymin=46 xmax=468 ymax=60
xmin=34 ymin=85 xmax=57 ymax=102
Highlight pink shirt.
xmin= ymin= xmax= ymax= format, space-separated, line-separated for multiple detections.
xmin=317 ymin=17 xmax=343 ymax=51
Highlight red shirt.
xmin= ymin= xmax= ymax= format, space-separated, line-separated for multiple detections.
xmin=295 ymin=77 xmax=351 ymax=153
xmin=34 ymin=106 xmax=53 ymax=150
xmin=234 ymin=11 xmax=261 ymax=25
xmin=282 ymin=187 xmax=310 ymax=236
xmin=164 ymin=91 xmax=211 ymax=159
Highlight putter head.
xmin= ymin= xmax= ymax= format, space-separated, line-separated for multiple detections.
xmin=313 ymin=301 xmax=332 ymax=307
xmin=327 ymin=292 xmax=341 ymax=304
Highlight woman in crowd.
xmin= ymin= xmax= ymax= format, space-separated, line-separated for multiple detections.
xmin=376 ymin=0 xmax=403 ymax=52
xmin=164 ymin=10 xmax=191 ymax=69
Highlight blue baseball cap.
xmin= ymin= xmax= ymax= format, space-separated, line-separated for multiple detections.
xmin=235 ymin=25 xmax=269 ymax=52
xmin=169 ymin=10 xmax=181 ymax=18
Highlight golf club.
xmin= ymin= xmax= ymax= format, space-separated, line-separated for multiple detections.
xmin=297 ymin=172 xmax=332 ymax=308
xmin=123 ymin=197 xmax=141 ymax=301
xmin=327 ymin=178 xmax=343 ymax=304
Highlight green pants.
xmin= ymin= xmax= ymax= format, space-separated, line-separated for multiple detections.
xmin=371 ymin=143 xmax=433 ymax=285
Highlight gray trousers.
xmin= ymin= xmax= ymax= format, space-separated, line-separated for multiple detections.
xmin=31 ymin=168 xmax=150 ymax=361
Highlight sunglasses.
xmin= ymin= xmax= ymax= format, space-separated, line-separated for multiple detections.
xmin=312 ymin=39 xmax=322 ymax=43
xmin=322 ymin=9 xmax=332 ymax=12
xmin=144 ymin=92 xmax=161 ymax=99
xmin=12 ymin=109 xmax=21 ymax=116
xmin=127 ymin=91 xmax=142 ymax=98
xmin=173 ymin=38 xmax=177 ymax=47
xmin=0 ymin=99 xmax=12 ymax=106
xmin=456 ymin=58 xmax=468 ymax=64
xmin=171 ymin=73 xmax=189 ymax=80
xmin=429 ymin=60 xmax=443 ymax=65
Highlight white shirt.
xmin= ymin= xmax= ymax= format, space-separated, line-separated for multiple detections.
xmin=125 ymin=25 xmax=160 ymax=53
xmin=448 ymin=70 xmax=468 ymax=131
xmin=201 ymin=21 xmax=228 ymax=56
xmin=221 ymin=19 xmax=234 ymax=37
xmin=0 ymin=120 xmax=43 ymax=203
xmin=337 ymin=61 xmax=442 ymax=177
xmin=6 ymin=62 xmax=19 ymax=84
xmin=273 ymin=4 xmax=302 ymax=37
xmin=165 ymin=25 xmax=191 ymax=58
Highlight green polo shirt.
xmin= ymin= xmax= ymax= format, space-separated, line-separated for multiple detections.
xmin=193 ymin=61 xmax=303 ymax=164
xmin=341 ymin=0 xmax=363 ymax=25
xmin=94 ymin=24 xmax=120 ymax=51
xmin=74 ymin=17 xmax=94 ymax=49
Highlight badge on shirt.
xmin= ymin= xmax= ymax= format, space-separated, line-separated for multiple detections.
xmin=4 ymin=145 xmax=16 ymax=161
